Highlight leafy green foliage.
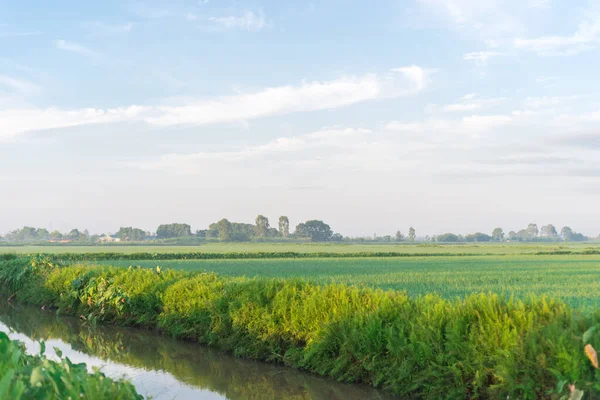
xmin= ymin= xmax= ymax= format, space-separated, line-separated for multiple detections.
xmin=116 ymin=227 xmax=146 ymax=241
xmin=156 ymin=223 xmax=192 ymax=239
xmin=295 ymin=220 xmax=333 ymax=242
xmin=0 ymin=332 xmax=142 ymax=399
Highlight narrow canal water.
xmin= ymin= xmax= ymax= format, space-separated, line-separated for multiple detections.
xmin=0 ymin=301 xmax=395 ymax=400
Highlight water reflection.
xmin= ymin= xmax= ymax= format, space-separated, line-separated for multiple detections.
xmin=0 ymin=301 xmax=395 ymax=400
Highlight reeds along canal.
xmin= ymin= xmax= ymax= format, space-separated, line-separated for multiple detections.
xmin=0 ymin=300 xmax=395 ymax=400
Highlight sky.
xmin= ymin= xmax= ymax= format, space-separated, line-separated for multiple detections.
xmin=1 ymin=0 xmax=600 ymax=237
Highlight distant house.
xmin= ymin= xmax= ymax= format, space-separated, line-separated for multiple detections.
xmin=98 ymin=235 xmax=121 ymax=243
xmin=49 ymin=239 xmax=73 ymax=243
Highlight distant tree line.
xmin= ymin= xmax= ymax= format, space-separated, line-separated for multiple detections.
xmin=433 ymin=223 xmax=589 ymax=243
xmin=1 ymin=227 xmax=91 ymax=242
xmin=196 ymin=216 xmax=342 ymax=242
xmin=0 ymin=220 xmax=594 ymax=244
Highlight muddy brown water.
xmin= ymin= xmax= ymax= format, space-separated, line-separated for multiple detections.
xmin=0 ymin=301 xmax=396 ymax=399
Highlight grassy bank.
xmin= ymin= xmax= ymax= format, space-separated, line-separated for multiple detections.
xmin=1 ymin=255 xmax=599 ymax=399
xmin=0 ymin=331 xmax=142 ymax=399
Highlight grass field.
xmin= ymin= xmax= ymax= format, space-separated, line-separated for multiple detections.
xmin=1 ymin=241 xmax=600 ymax=255
xmin=96 ymin=254 xmax=600 ymax=309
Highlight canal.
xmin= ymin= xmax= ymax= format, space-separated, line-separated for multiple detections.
xmin=0 ymin=301 xmax=395 ymax=399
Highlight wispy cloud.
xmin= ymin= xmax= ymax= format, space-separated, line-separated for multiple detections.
xmin=131 ymin=3 xmax=175 ymax=19
xmin=385 ymin=113 xmax=515 ymax=139
xmin=133 ymin=127 xmax=372 ymax=173
xmin=0 ymin=75 xmax=41 ymax=96
xmin=524 ymin=96 xmax=579 ymax=109
xmin=0 ymin=67 xmax=431 ymax=139
xmin=132 ymin=4 xmax=268 ymax=32
xmin=0 ymin=31 xmax=42 ymax=38
xmin=54 ymin=39 xmax=101 ymax=59
xmin=209 ymin=10 xmax=267 ymax=31
xmin=441 ymin=93 xmax=506 ymax=113
xmin=418 ymin=0 xmax=524 ymax=40
xmin=144 ymin=67 xmax=429 ymax=126
xmin=82 ymin=21 xmax=134 ymax=35
xmin=515 ymin=15 xmax=600 ymax=55
xmin=463 ymin=51 xmax=503 ymax=66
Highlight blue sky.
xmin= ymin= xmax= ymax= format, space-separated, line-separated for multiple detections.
xmin=2 ymin=0 xmax=600 ymax=236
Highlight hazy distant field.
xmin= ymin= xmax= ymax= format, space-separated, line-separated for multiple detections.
xmin=1 ymin=242 xmax=599 ymax=255
xmin=98 ymin=254 xmax=600 ymax=309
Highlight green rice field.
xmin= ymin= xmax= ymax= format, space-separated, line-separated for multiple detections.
xmin=1 ymin=241 xmax=599 ymax=255
xmin=97 ymin=254 xmax=600 ymax=309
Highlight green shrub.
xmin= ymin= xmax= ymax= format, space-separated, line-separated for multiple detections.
xmin=0 ymin=332 xmax=142 ymax=399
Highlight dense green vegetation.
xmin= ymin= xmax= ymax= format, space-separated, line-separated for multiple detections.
xmin=0 ymin=331 xmax=142 ymax=399
xmin=1 ymin=255 xmax=600 ymax=399
xmin=101 ymin=255 xmax=600 ymax=310
xmin=1 ymin=241 xmax=600 ymax=255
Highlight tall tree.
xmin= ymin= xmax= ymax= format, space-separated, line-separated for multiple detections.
xmin=540 ymin=224 xmax=558 ymax=238
xmin=527 ymin=223 xmax=539 ymax=238
xmin=517 ymin=229 xmax=530 ymax=241
xmin=436 ymin=233 xmax=459 ymax=242
xmin=37 ymin=228 xmax=50 ymax=240
xmin=560 ymin=226 xmax=574 ymax=241
xmin=49 ymin=230 xmax=63 ymax=240
xmin=491 ymin=227 xmax=504 ymax=242
xmin=278 ymin=216 xmax=290 ymax=238
xmin=408 ymin=226 xmax=416 ymax=242
xmin=465 ymin=232 xmax=492 ymax=242
xmin=156 ymin=223 xmax=192 ymax=239
xmin=295 ymin=220 xmax=333 ymax=242
xmin=117 ymin=227 xmax=146 ymax=241
xmin=67 ymin=229 xmax=81 ymax=240
xmin=395 ymin=230 xmax=404 ymax=242
xmin=215 ymin=219 xmax=233 ymax=241
xmin=255 ymin=215 xmax=270 ymax=237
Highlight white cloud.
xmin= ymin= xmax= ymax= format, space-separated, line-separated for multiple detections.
xmin=386 ymin=113 xmax=513 ymax=139
xmin=463 ymin=51 xmax=503 ymax=66
xmin=83 ymin=21 xmax=134 ymax=34
xmin=0 ymin=31 xmax=41 ymax=38
xmin=0 ymin=106 xmax=147 ymax=141
xmin=515 ymin=16 xmax=600 ymax=55
xmin=441 ymin=93 xmax=506 ymax=113
xmin=209 ymin=10 xmax=266 ymax=31
xmin=462 ymin=114 xmax=512 ymax=131
xmin=0 ymin=67 xmax=430 ymax=139
xmin=0 ymin=75 xmax=40 ymax=96
xmin=524 ymin=96 xmax=579 ymax=109
xmin=390 ymin=65 xmax=429 ymax=91
xmin=133 ymin=127 xmax=372 ymax=173
xmin=418 ymin=0 xmax=524 ymax=39
xmin=54 ymin=40 xmax=101 ymax=59
xmin=444 ymin=103 xmax=482 ymax=112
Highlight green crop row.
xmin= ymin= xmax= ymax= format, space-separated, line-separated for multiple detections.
xmin=0 ymin=331 xmax=142 ymax=399
xmin=1 ymin=255 xmax=599 ymax=399
xmin=4 ymin=249 xmax=600 ymax=263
